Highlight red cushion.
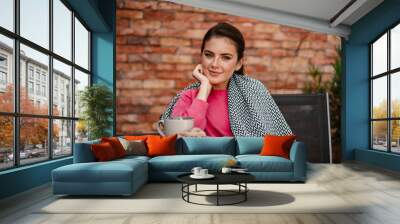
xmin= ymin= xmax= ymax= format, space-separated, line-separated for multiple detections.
xmin=91 ymin=142 xmax=117 ymax=161
xmin=146 ymin=135 xmax=177 ymax=157
xmin=101 ymin=137 xmax=126 ymax=158
xmin=259 ymin=135 xmax=296 ymax=159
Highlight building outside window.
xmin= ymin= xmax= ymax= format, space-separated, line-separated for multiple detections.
xmin=370 ymin=23 xmax=400 ymax=154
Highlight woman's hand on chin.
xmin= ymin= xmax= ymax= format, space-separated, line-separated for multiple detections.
xmin=193 ymin=64 xmax=212 ymax=101
xmin=178 ymin=127 xmax=207 ymax=137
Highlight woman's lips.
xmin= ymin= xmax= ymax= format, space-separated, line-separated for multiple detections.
xmin=208 ymin=71 xmax=222 ymax=76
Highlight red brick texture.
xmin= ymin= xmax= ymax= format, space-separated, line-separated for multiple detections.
xmin=116 ymin=0 xmax=341 ymax=134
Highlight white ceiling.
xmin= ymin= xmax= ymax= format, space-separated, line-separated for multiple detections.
xmin=168 ymin=0 xmax=384 ymax=38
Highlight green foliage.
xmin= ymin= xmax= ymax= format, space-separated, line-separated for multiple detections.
xmin=303 ymin=65 xmax=329 ymax=94
xmin=303 ymin=47 xmax=342 ymax=145
xmin=79 ymin=84 xmax=113 ymax=140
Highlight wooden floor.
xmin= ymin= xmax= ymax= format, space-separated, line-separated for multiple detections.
xmin=1 ymin=162 xmax=400 ymax=224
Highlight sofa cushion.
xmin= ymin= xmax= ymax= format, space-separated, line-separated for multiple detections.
xmin=177 ymin=137 xmax=236 ymax=155
xmin=236 ymin=155 xmax=293 ymax=172
xmin=148 ymin=154 xmax=235 ymax=172
xmin=235 ymin=137 xmax=263 ymax=155
xmin=118 ymin=138 xmax=147 ymax=156
xmin=91 ymin=142 xmax=118 ymax=161
xmin=147 ymin=135 xmax=177 ymax=157
xmin=52 ymin=158 xmax=147 ymax=183
xmin=101 ymin=137 xmax=127 ymax=158
xmin=260 ymin=135 xmax=296 ymax=159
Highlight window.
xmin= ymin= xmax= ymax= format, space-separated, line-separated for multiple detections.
xmin=35 ymin=70 xmax=41 ymax=81
xmin=42 ymin=85 xmax=46 ymax=97
xmin=0 ymin=54 xmax=7 ymax=87
xmin=0 ymin=0 xmax=14 ymax=32
xmin=35 ymin=83 xmax=40 ymax=95
xmin=28 ymin=67 xmax=34 ymax=80
xmin=75 ymin=17 xmax=89 ymax=70
xmin=28 ymin=81 xmax=34 ymax=94
xmin=0 ymin=71 xmax=6 ymax=85
xmin=0 ymin=55 xmax=7 ymax=67
xmin=0 ymin=0 xmax=91 ymax=170
xmin=370 ymin=23 xmax=400 ymax=154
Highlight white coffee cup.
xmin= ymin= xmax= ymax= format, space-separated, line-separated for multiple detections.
xmin=191 ymin=167 xmax=202 ymax=176
xmin=200 ymin=169 xmax=208 ymax=176
xmin=157 ymin=117 xmax=194 ymax=136
xmin=221 ymin=167 xmax=232 ymax=174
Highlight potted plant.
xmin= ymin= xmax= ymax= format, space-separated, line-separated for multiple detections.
xmin=79 ymin=84 xmax=113 ymax=140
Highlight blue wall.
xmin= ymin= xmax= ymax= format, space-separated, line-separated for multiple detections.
xmin=0 ymin=0 xmax=115 ymax=200
xmin=343 ymin=0 xmax=400 ymax=171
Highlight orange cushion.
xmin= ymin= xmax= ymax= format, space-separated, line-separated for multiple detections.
xmin=101 ymin=137 xmax=126 ymax=158
xmin=259 ymin=135 xmax=296 ymax=159
xmin=124 ymin=135 xmax=150 ymax=141
xmin=91 ymin=142 xmax=117 ymax=161
xmin=146 ymin=135 xmax=177 ymax=157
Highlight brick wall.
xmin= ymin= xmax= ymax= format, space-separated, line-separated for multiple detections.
xmin=116 ymin=0 xmax=341 ymax=134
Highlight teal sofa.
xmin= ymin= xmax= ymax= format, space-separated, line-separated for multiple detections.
xmin=52 ymin=137 xmax=307 ymax=196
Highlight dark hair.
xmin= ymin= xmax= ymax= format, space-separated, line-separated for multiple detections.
xmin=201 ymin=22 xmax=245 ymax=75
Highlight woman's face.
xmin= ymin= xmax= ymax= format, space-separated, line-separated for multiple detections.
xmin=201 ymin=37 xmax=243 ymax=89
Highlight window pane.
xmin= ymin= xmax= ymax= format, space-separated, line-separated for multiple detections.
xmin=391 ymin=120 xmax=400 ymax=153
xmin=372 ymin=77 xmax=387 ymax=119
xmin=0 ymin=116 xmax=13 ymax=170
xmin=20 ymin=44 xmax=49 ymax=115
xmin=0 ymin=35 xmax=14 ymax=112
xmin=372 ymin=33 xmax=387 ymax=76
xmin=53 ymin=0 xmax=72 ymax=60
xmin=20 ymin=117 xmax=49 ymax=165
xmin=0 ymin=0 xmax=14 ymax=31
xmin=53 ymin=59 xmax=72 ymax=117
xmin=74 ymin=69 xmax=89 ymax=118
xmin=391 ymin=72 xmax=400 ymax=118
xmin=20 ymin=0 xmax=49 ymax=49
xmin=75 ymin=120 xmax=88 ymax=143
xmin=372 ymin=121 xmax=388 ymax=151
xmin=74 ymin=17 xmax=89 ymax=70
xmin=391 ymin=24 xmax=400 ymax=70
xmin=53 ymin=119 xmax=72 ymax=158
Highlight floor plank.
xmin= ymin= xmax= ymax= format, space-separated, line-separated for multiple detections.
xmin=1 ymin=162 xmax=400 ymax=224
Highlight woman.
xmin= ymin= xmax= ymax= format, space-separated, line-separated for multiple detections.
xmin=161 ymin=22 xmax=292 ymax=137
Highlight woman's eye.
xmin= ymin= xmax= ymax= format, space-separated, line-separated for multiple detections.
xmin=204 ymin=53 xmax=212 ymax=58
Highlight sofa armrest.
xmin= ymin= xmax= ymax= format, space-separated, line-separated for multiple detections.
xmin=73 ymin=140 xmax=100 ymax=163
xmin=289 ymin=141 xmax=307 ymax=181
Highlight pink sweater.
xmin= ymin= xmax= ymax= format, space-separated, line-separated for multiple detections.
xmin=171 ymin=89 xmax=234 ymax=137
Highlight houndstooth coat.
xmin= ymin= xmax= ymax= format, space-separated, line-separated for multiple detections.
xmin=160 ymin=74 xmax=293 ymax=137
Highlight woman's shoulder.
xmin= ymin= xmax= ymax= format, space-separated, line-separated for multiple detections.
xmin=232 ymin=74 xmax=266 ymax=88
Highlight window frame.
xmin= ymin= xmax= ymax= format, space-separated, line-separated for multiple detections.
xmin=0 ymin=0 xmax=92 ymax=171
xmin=370 ymin=21 xmax=400 ymax=154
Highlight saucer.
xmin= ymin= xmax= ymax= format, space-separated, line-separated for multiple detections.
xmin=190 ymin=174 xmax=215 ymax=179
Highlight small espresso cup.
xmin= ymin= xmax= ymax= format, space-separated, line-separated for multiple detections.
xmin=221 ymin=167 xmax=232 ymax=174
xmin=199 ymin=169 xmax=208 ymax=176
xmin=191 ymin=167 xmax=202 ymax=176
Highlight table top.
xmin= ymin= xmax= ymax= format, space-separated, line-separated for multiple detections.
xmin=177 ymin=172 xmax=255 ymax=185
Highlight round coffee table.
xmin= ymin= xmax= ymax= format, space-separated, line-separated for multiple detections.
xmin=177 ymin=172 xmax=255 ymax=206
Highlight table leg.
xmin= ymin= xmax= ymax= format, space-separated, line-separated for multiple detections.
xmin=245 ymin=183 xmax=247 ymax=201
xmin=217 ymin=184 xmax=219 ymax=206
